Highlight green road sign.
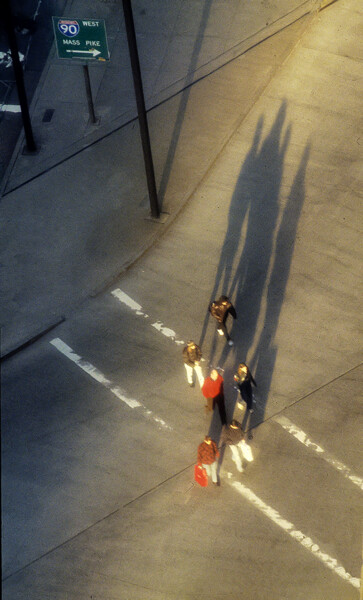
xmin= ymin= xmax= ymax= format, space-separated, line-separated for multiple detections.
xmin=52 ymin=17 xmax=109 ymax=61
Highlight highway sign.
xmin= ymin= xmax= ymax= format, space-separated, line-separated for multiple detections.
xmin=52 ymin=17 xmax=109 ymax=61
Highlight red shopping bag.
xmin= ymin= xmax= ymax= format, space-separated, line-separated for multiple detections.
xmin=194 ymin=463 xmax=208 ymax=487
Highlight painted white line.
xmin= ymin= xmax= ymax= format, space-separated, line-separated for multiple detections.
xmin=274 ymin=415 xmax=363 ymax=491
xmin=112 ymin=288 xmax=185 ymax=345
xmin=50 ymin=338 xmax=172 ymax=431
xmin=231 ymin=480 xmax=360 ymax=589
xmin=0 ymin=104 xmax=21 ymax=113
xmin=0 ymin=50 xmax=24 ymax=68
xmin=111 ymin=289 xmax=148 ymax=317
xmin=50 ymin=338 xmax=140 ymax=408
xmin=151 ymin=321 xmax=184 ymax=345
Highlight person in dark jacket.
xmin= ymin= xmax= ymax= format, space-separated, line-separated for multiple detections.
xmin=219 ymin=420 xmax=246 ymax=472
xmin=202 ymin=369 xmax=227 ymax=425
xmin=182 ymin=341 xmax=204 ymax=388
xmin=234 ymin=363 xmax=257 ymax=413
xmin=208 ymin=295 xmax=236 ymax=346
xmin=197 ymin=435 xmax=220 ymax=484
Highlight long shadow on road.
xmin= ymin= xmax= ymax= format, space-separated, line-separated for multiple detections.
xmin=200 ymin=101 xmax=311 ymax=440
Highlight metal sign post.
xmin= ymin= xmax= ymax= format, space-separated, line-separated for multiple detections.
xmin=121 ymin=0 xmax=160 ymax=219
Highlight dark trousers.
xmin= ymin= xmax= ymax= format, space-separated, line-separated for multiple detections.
xmin=213 ymin=393 xmax=227 ymax=425
xmin=217 ymin=318 xmax=231 ymax=342
xmin=238 ymin=381 xmax=253 ymax=410
xmin=205 ymin=394 xmax=227 ymax=425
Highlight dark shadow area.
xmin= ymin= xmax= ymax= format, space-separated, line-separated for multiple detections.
xmin=202 ymin=101 xmax=310 ymax=441
xmin=157 ymin=0 xmax=213 ymax=207
xmin=248 ymin=141 xmax=310 ymax=430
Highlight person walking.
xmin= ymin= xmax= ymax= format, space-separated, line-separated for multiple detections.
xmin=219 ymin=420 xmax=247 ymax=473
xmin=182 ymin=341 xmax=204 ymax=388
xmin=197 ymin=435 xmax=220 ymax=485
xmin=234 ymin=363 xmax=257 ymax=413
xmin=202 ymin=368 xmax=227 ymax=425
xmin=208 ymin=295 xmax=237 ymax=346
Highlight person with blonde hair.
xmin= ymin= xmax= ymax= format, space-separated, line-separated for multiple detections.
xmin=234 ymin=363 xmax=257 ymax=413
xmin=182 ymin=341 xmax=204 ymax=388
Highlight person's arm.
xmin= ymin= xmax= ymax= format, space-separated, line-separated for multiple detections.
xmin=212 ymin=441 xmax=220 ymax=459
xmin=229 ymin=304 xmax=237 ymax=319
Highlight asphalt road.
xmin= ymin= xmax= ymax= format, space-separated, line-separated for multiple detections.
xmin=2 ymin=190 xmax=362 ymax=598
xmin=1 ymin=1 xmax=362 ymax=597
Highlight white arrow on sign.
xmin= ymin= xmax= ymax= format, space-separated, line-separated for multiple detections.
xmin=66 ymin=48 xmax=101 ymax=57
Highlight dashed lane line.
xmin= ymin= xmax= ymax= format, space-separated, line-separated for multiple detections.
xmin=274 ymin=415 xmax=363 ymax=491
xmin=50 ymin=338 xmax=172 ymax=430
xmin=0 ymin=104 xmax=21 ymax=113
xmin=111 ymin=288 xmax=185 ymax=345
xmin=230 ymin=479 xmax=360 ymax=589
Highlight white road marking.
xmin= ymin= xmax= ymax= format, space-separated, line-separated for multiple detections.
xmin=111 ymin=289 xmax=148 ymax=317
xmin=0 ymin=50 xmax=24 ymax=68
xmin=50 ymin=338 xmax=172 ymax=430
xmin=274 ymin=415 xmax=363 ymax=491
xmin=112 ymin=288 xmax=185 ymax=345
xmin=0 ymin=104 xmax=21 ymax=113
xmin=151 ymin=321 xmax=184 ymax=345
xmin=50 ymin=338 xmax=140 ymax=408
xmin=231 ymin=480 xmax=360 ymax=589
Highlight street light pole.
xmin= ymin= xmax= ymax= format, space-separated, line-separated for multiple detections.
xmin=3 ymin=0 xmax=37 ymax=153
xmin=122 ymin=0 xmax=160 ymax=219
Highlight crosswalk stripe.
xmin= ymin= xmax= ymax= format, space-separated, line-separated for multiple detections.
xmin=231 ymin=480 xmax=360 ymax=589
xmin=274 ymin=415 xmax=363 ymax=491
xmin=112 ymin=288 xmax=185 ymax=345
xmin=50 ymin=337 xmax=141 ymax=407
xmin=50 ymin=338 xmax=172 ymax=430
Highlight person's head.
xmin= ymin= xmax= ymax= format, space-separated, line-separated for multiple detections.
xmin=230 ymin=420 xmax=240 ymax=429
xmin=210 ymin=369 xmax=219 ymax=381
xmin=204 ymin=435 xmax=212 ymax=445
xmin=187 ymin=341 xmax=196 ymax=349
xmin=219 ymin=295 xmax=229 ymax=302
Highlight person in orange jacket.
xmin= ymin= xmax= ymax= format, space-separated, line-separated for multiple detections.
xmin=197 ymin=435 xmax=220 ymax=485
xmin=202 ymin=369 xmax=227 ymax=425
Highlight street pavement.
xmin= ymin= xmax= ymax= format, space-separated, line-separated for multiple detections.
xmin=1 ymin=0 xmax=363 ymax=599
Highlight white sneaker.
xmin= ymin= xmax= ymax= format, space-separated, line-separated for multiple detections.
xmin=228 ymin=340 xmax=234 ymax=346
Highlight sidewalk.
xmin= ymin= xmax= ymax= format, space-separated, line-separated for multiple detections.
xmin=0 ymin=6 xmax=317 ymax=358
xmin=2 ymin=0 xmax=319 ymax=192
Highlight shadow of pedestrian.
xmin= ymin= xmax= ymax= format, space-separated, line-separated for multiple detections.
xmin=201 ymin=100 xmax=311 ymax=434
xmin=248 ymin=141 xmax=311 ymax=429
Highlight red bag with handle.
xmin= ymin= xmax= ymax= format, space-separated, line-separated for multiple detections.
xmin=194 ymin=463 xmax=208 ymax=487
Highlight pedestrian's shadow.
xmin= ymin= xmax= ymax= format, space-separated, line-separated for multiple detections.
xmin=201 ymin=101 xmax=311 ymax=432
xmin=248 ymin=141 xmax=311 ymax=428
